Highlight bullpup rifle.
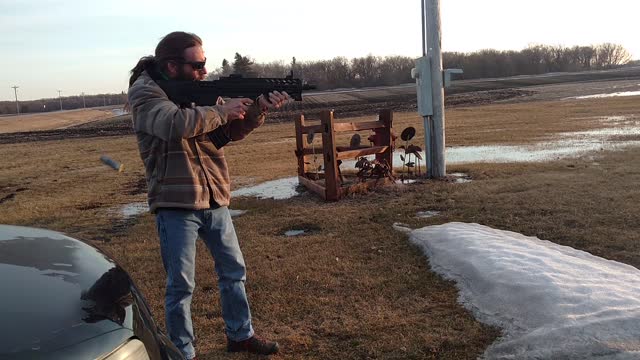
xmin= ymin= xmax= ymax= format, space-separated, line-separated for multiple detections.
xmin=156 ymin=73 xmax=313 ymax=106
xmin=156 ymin=74 xmax=315 ymax=149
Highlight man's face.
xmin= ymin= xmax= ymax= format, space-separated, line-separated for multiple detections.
xmin=169 ymin=45 xmax=207 ymax=81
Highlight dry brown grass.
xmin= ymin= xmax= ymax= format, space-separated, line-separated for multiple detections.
xmin=0 ymin=108 xmax=119 ymax=133
xmin=1 ymin=94 xmax=639 ymax=359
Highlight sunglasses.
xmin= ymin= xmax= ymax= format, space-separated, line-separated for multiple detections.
xmin=173 ymin=57 xmax=207 ymax=70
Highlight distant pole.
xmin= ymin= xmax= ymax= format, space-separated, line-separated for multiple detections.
xmin=103 ymin=96 xmax=106 ymax=107
xmin=57 ymin=90 xmax=63 ymax=110
xmin=82 ymin=92 xmax=86 ymax=108
xmin=11 ymin=85 xmax=20 ymax=114
xmin=421 ymin=0 xmax=426 ymax=56
xmin=423 ymin=0 xmax=445 ymax=178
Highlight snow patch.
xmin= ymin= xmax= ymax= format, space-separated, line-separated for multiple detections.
xmin=416 ymin=211 xmax=440 ymax=218
xmin=571 ymin=91 xmax=640 ymax=99
xmin=408 ymin=222 xmax=640 ymax=359
xmin=392 ymin=222 xmax=412 ymax=234
xmin=231 ymin=177 xmax=301 ymax=200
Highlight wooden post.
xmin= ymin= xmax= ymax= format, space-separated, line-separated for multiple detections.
xmin=379 ymin=109 xmax=393 ymax=173
xmin=321 ymin=110 xmax=340 ymax=201
xmin=294 ymin=114 xmax=307 ymax=176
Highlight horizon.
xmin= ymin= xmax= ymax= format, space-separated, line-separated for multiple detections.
xmin=1 ymin=0 xmax=638 ymax=101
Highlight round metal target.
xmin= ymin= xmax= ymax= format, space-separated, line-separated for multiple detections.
xmin=400 ymin=127 xmax=416 ymax=141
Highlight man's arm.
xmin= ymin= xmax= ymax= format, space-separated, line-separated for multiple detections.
xmin=224 ymin=91 xmax=291 ymax=142
xmin=226 ymin=102 xmax=265 ymax=141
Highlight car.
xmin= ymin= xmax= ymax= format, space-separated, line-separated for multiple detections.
xmin=0 ymin=224 xmax=184 ymax=360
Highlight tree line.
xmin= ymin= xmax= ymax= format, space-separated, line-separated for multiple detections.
xmin=208 ymin=43 xmax=633 ymax=89
xmin=0 ymin=93 xmax=127 ymax=115
xmin=444 ymin=43 xmax=632 ymax=79
xmin=1 ymin=43 xmax=632 ymax=114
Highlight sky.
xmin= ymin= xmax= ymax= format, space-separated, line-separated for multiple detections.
xmin=1 ymin=0 xmax=638 ymax=101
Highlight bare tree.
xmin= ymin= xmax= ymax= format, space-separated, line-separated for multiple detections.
xmin=571 ymin=46 xmax=596 ymax=70
xmin=595 ymin=43 xmax=631 ymax=68
xmin=351 ymin=55 xmax=381 ymax=87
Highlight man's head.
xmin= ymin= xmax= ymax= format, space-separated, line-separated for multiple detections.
xmin=155 ymin=31 xmax=207 ymax=81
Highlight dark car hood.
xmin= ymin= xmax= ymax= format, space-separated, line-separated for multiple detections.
xmin=0 ymin=225 xmax=134 ymax=358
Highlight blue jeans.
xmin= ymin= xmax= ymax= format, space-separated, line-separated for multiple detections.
xmin=155 ymin=207 xmax=254 ymax=359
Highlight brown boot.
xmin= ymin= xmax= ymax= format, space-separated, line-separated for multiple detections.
xmin=227 ymin=335 xmax=279 ymax=355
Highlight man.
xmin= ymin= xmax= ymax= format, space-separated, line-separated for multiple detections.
xmin=127 ymin=31 xmax=289 ymax=359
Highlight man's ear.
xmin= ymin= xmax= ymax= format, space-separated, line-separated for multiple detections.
xmin=166 ymin=61 xmax=179 ymax=78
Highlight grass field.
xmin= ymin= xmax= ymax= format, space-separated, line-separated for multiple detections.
xmin=1 ymin=86 xmax=639 ymax=359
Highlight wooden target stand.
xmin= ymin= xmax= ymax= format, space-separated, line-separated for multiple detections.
xmin=294 ymin=109 xmax=394 ymax=201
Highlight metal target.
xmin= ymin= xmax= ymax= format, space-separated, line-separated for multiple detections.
xmin=401 ymin=127 xmax=416 ymax=141
xmin=350 ymin=134 xmax=361 ymax=148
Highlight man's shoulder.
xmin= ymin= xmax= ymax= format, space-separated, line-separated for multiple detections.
xmin=129 ymin=71 xmax=166 ymax=100
xmin=131 ymin=71 xmax=159 ymax=90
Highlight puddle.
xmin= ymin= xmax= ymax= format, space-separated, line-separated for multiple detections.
xmin=570 ymin=91 xmax=640 ymax=100
xmin=343 ymin=121 xmax=640 ymax=166
xmin=284 ymin=230 xmax=306 ymax=237
xmin=231 ymin=177 xmax=302 ymax=200
xmin=416 ymin=211 xmax=441 ymax=218
xmin=447 ymin=125 xmax=640 ymax=164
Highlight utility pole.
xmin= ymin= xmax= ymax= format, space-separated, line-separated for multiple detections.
xmin=57 ymin=90 xmax=63 ymax=110
xmin=11 ymin=86 xmax=20 ymax=114
xmin=423 ymin=0 xmax=445 ymax=178
xmin=412 ymin=0 xmax=447 ymax=178
xmin=82 ymin=92 xmax=86 ymax=108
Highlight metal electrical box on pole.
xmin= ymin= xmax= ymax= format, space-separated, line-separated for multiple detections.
xmin=411 ymin=56 xmax=433 ymax=117
xmin=411 ymin=0 xmax=462 ymax=179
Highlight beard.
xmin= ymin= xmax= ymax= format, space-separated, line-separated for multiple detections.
xmin=174 ymin=67 xmax=197 ymax=81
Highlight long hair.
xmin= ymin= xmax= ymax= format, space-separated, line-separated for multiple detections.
xmin=128 ymin=31 xmax=203 ymax=87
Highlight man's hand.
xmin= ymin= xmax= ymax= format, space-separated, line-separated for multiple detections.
xmin=258 ymin=91 xmax=292 ymax=112
xmin=219 ymin=98 xmax=253 ymax=120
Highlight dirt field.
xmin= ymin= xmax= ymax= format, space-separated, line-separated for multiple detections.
xmin=1 ymin=73 xmax=640 ymax=359
xmin=0 ymin=107 xmax=124 ymax=133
